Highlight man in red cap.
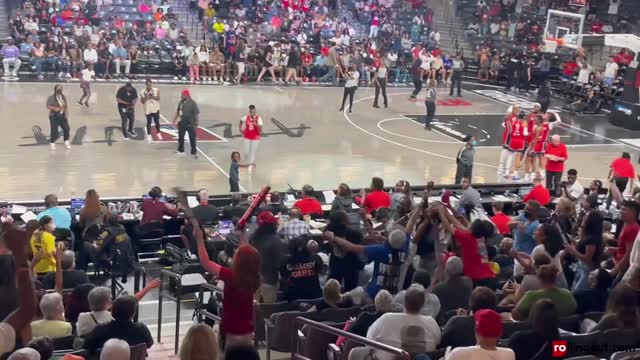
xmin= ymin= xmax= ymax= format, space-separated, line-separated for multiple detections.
xmin=446 ymin=309 xmax=515 ymax=360
xmin=172 ymin=89 xmax=199 ymax=159
xmin=249 ymin=211 xmax=285 ymax=303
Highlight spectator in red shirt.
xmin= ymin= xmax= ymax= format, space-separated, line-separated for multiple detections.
xmin=523 ymin=177 xmax=551 ymax=206
xmin=436 ymin=205 xmax=497 ymax=289
xmin=609 ymin=201 xmax=640 ymax=276
xmin=562 ymin=59 xmax=579 ymax=79
xmin=608 ymin=152 xmax=635 ymax=197
xmin=361 ymin=177 xmax=391 ymax=214
xmin=490 ymin=201 xmax=511 ymax=235
xmin=195 ymin=219 xmax=260 ymax=348
xmin=293 ymin=185 xmax=323 ymax=216
xmin=544 ymin=135 xmax=568 ymax=196
xmin=141 ymin=186 xmax=178 ymax=224
xmin=614 ymin=48 xmax=634 ymax=66
xmin=591 ymin=18 xmax=604 ymax=34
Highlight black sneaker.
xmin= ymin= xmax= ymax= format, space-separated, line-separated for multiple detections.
xmin=127 ymin=130 xmax=136 ymax=137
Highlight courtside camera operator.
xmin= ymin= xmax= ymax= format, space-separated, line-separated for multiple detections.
xmin=83 ymin=215 xmax=136 ymax=281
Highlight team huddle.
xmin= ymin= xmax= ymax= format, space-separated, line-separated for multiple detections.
xmin=498 ymin=103 xmax=556 ymax=181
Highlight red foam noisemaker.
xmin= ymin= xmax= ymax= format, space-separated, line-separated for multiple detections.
xmin=237 ymin=185 xmax=271 ymax=229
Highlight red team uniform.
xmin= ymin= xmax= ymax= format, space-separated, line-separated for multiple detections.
xmin=532 ymin=123 xmax=550 ymax=154
xmin=506 ymin=118 xmax=526 ymax=152
xmin=502 ymin=114 xmax=516 ymax=149
xmin=242 ymin=115 xmax=262 ymax=140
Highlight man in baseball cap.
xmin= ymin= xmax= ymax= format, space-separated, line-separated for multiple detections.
xmin=446 ymin=309 xmax=515 ymax=359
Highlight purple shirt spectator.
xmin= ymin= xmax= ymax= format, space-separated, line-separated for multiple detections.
xmin=1 ymin=45 xmax=19 ymax=59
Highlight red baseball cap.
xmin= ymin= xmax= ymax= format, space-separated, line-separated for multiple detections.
xmin=181 ymin=89 xmax=191 ymax=97
xmin=257 ymin=211 xmax=278 ymax=226
xmin=441 ymin=190 xmax=452 ymax=205
xmin=474 ymin=309 xmax=503 ymax=338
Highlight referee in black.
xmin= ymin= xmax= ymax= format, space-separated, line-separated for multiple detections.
xmin=449 ymin=55 xmax=464 ymax=97
xmin=173 ymin=89 xmax=199 ymax=159
xmin=116 ymin=82 xmax=138 ymax=139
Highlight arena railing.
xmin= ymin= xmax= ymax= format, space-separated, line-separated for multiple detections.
xmin=293 ymin=317 xmax=410 ymax=360
xmin=2 ymin=182 xmax=533 ymax=212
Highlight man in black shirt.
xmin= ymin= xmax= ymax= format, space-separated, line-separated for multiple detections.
xmin=222 ymin=193 xmax=249 ymax=220
xmin=42 ymin=250 xmax=90 ymax=289
xmin=172 ymin=89 xmax=200 ymax=159
xmin=115 ymin=82 xmax=138 ymax=139
xmin=84 ymin=295 xmax=153 ymax=354
xmin=326 ymin=210 xmax=364 ymax=291
xmin=192 ymin=189 xmax=218 ymax=225
xmin=408 ymin=54 xmax=423 ymax=100
xmin=284 ymin=41 xmax=301 ymax=85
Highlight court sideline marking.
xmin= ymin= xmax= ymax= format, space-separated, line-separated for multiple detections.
xmin=341 ymin=92 xmax=500 ymax=170
xmin=376 ymin=118 xmax=460 ymax=144
xmin=159 ymin=114 xmax=247 ymax=192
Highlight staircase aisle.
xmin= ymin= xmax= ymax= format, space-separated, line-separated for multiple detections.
xmin=0 ymin=0 xmax=10 ymax=39
xmin=168 ymin=0 xmax=203 ymax=43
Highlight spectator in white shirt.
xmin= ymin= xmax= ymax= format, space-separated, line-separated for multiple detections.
xmin=577 ymin=62 xmax=591 ymax=84
xmin=24 ymin=17 xmax=39 ymax=32
xmin=366 ymin=286 xmax=441 ymax=360
xmin=83 ymin=42 xmax=98 ymax=66
xmin=446 ymin=309 xmax=515 ymax=360
xmin=76 ymin=287 xmax=113 ymax=336
xmin=559 ymin=169 xmax=584 ymax=203
xmin=608 ymin=0 xmax=619 ymax=22
xmin=604 ymin=56 xmax=619 ymax=87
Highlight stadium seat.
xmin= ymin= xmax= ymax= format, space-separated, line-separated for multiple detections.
xmin=562 ymin=331 xmax=602 ymax=358
xmin=298 ymin=321 xmax=345 ymax=360
xmin=253 ymin=300 xmax=290 ymax=346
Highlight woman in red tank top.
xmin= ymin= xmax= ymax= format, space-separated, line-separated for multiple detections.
xmin=528 ymin=114 xmax=547 ymax=177
xmin=239 ymin=105 xmax=263 ymax=174
xmin=522 ymin=104 xmax=542 ymax=179
xmin=498 ymin=105 xmax=520 ymax=177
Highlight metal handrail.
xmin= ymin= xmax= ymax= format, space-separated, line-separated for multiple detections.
xmin=294 ymin=317 xmax=411 ymax=360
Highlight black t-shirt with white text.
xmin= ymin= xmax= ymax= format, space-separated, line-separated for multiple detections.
xmin=116 ymin=86 xmax=138 ymax=109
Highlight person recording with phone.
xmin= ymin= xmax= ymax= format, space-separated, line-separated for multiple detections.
xmin=115 ymin=82 xmax=138 ymax=139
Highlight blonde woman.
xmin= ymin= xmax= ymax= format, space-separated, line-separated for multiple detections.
xmin=179 ymin=323 xmax=218 ymax=360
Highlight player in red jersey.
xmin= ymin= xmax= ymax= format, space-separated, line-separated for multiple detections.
xmin=530 ymin=113 xmax=551 ymax=176
xmin=239 ymin=104 xmax=263 ymax=175
xmin=507 ymin=113 xmax=526 ymax=180
xmin=521 ymin=103 xmax=542 ymax=180
xmin=498 ymin=104 xmax=520 ymax=177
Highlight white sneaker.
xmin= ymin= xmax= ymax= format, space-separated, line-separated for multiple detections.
xmin=156 ymin=132 xmax=163 ymax=140
xmin=50 ymin=143 xmax=56 ymax=150
xmin=173 ymin=76 xmax=179 ymax=80
xmin=58 ymin=72 xmax=64 ymax=78
xmin=37 ymin=75 xmax=44 ymax=80
xmin=146 ymin=134 xmax=152 ymax=143
xmin=64 ymin=141 xmax=71 ymax=149
xmin=65 ymin=73 xmax=71 ymax=78
xmin=181 ymin=76 xmax=187 ymax=81
xmin=175 ymin=151 xmax=185 ymax=155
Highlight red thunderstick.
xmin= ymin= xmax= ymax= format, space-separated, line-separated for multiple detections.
xmin=237 ymin=185 xmax=271 ymax=229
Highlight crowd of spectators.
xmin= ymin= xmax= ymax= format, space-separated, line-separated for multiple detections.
xmin=458 ymin=0 xmax=638 ymax=109
xmin=0 ymin=0 xmax=457 ymax=86
xmin=3 ymin=155 xmax=640 ymax=359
